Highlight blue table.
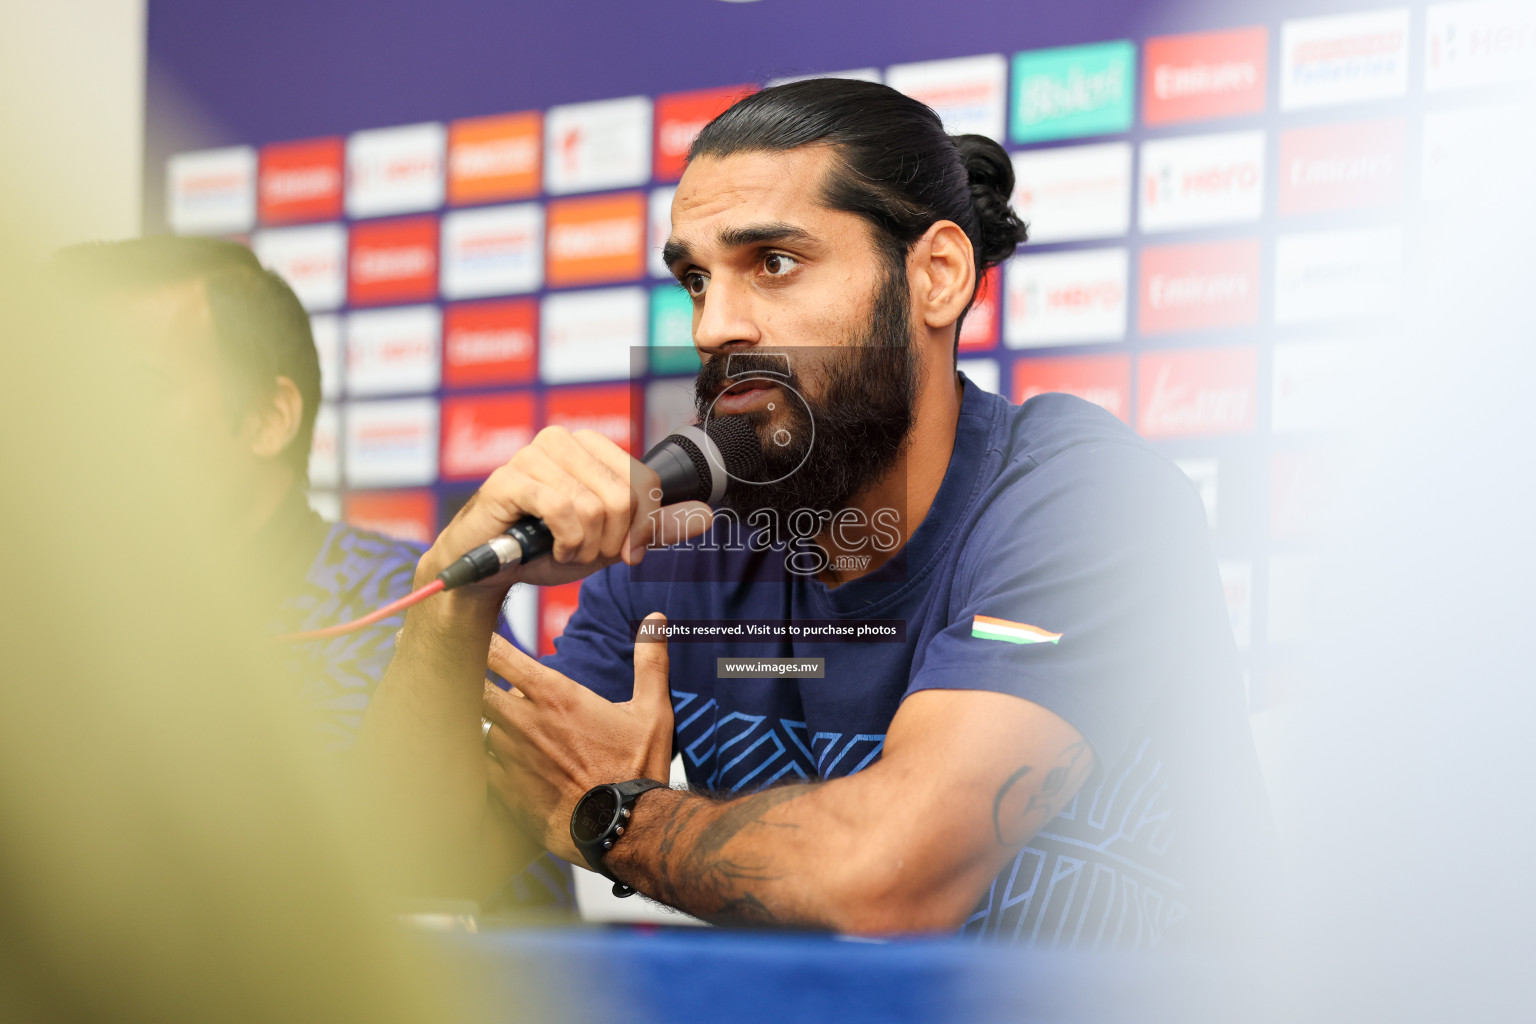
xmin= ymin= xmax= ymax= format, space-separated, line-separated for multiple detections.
xmin=444 ymin=925 xmax=1267 ymax=1024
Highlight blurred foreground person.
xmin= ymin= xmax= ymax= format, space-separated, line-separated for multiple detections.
xmin=50 ymin=238 xmax=423 ymax=750
xmin=0 ymin=217 xmax=468 ymax=1021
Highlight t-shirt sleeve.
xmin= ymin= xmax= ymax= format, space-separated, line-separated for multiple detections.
xmin=906 ymin=443 xmax=1232 ymax=767
xmin=538 ymin=564 xmax=641 ymax=703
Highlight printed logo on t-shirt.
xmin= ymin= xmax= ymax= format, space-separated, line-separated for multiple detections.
xmin=971 ymin=615 xmax=1062 ymax=645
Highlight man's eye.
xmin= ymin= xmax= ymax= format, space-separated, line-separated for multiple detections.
xmin=682 ymin=272 xmax=709 ymax=297
xmin=762 ymin=253 xmax=798 ymax=276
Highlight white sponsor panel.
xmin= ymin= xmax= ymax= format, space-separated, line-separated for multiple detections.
xmin=1003 ymin=247 xmax=1129 ymax=347
xmin=308 ymin=403 xmax=340 ymax=488
xmin=440 ymin=202 xmax=543 ymax=298
xmin=167 ymin=147 xmax=256 ymax=235
xmin=957 ymin=358 xmax=1002 ymax=395
xmin=649 ymin=187 xmax=677 ymax=278
xmin=343 ymin=398 xmax=439 ymax=487
xmin=1280 ymin=8 xmax=1412 ymax=110
xmin=886 ymin=54 xmax=1008 ymax=140
xmin=1421 ymin=105 xmax=1522 ymax=200
xmin=1139 ymin=131 xmax=1266 ymax=233
xmin=1425 ymin=0 xmax=1536 ymax=92
xmin=307 ymin=490 xmax=341 ymax=523
xmin=541 ymin=286 xmax=647 ymax=384
xmin=1272 ymin=338 xmax=1367 ymax=434
xmin=1268 ymin=552 xmax=1320 ymax=645
xmin=310 ymin=314 xmax=342 ymax=400
xmin=251 ymin=223 xmax=347 ymax=312
xmin=1011 ymin=142 xmax=1133 ymax=244
xmin=501 ymin=585 xmax=540 ymax=655
xmin=1274 ymin=227 xmax=1403 ymax=324
xmin=767 ymin=68 xmax=882 ymax=87
xmin=1175 ymin=458 xmax=1220 ymax=528
xmin=545 ymin=96 xmax=652 ymax=195
xmin=1218 ymin=560 xmax=1253 ymax=651
xmin=346 ymin=122 xmax=446 ymax=218
xmin=345 ymin=305 xmax=442 ymax=396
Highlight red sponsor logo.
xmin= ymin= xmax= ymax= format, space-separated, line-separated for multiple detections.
xmin=539 ymin=580 xmax=583 ymax=657
xmin=1277 ymin=118 xmax=1406 ymax=216
xmin=1012 ymin=355 xmax=1131 ymax=422
xmin=1136 ymin=347 xmax=1257 ymax=439
xmin=259 ymin=137 xmax=343 ymax=224
xmin=958 ymin=266 xmax=1001 ymax=351
xmin=343 ymin=489 xmax=436 ymax=544
xmin=348 ymin=217 xmax=438 ymax=306
xmin=443 ymin=299 xmax=537 ymax=388
xmin=1144 ymin=27 xmax=1268 ymax=125
xmin=655 ymin=84 xmax=755 ymax=182
xmin=440 ymin=393 xmax=536 ymax=481
xmin=544 ymin=383 xmax=637 ymax=454
xmin=1138 ymin=239 xmax=1261 ymax=334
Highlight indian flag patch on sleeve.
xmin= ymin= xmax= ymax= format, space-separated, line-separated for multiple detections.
xmin=971 ymin=614 xmax=1062 ymax=645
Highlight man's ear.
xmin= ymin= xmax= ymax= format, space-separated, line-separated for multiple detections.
xmin=248 ymin=376 xmax=304 ymax=461
xmin=911 ymin=220 xmax=977 ymax=332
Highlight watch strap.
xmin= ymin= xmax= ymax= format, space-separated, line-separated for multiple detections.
xmin=575 ymin=778 xmax=668 ymax=897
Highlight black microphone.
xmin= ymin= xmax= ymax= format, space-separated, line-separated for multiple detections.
xmin=436 ymin=416 xmax=762 ymax=590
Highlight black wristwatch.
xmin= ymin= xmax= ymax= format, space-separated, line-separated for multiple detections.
xmin=570 ymin=778 xmax=668 ymax=897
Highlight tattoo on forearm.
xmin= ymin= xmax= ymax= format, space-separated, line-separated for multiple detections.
xmin=991 ymin=740 xmax=1092 ymax=847
xmin=622 ymin=784 xmax=821 ymax=928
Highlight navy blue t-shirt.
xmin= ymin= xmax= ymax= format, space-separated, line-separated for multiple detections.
xmin=544 ymin=380 xmax=1271 ymax=948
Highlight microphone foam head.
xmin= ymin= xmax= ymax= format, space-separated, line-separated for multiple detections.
xmin=704 ymin=415 xmax=765 ymax=489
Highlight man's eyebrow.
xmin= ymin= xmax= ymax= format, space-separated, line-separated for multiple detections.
xmin=663 ymin=223 xmax=817 ymax=273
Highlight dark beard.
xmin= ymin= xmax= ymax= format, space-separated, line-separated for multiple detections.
xmin=693 ymin=262 xmax=920 ymax=535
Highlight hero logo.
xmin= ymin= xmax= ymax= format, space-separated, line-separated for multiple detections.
xmin=441 ymin=393 xmax=536 ymax=480
xmin=1144 ymin=27 xmax=1268 ymax=124
xmin=1280 ymin=9 xmax=1411 ymax=109
xmin=545 ymin=384 xmax=635 ymax=454
xmin=1010 ymin=142 xmax=1132 ymax=244
xmin=1137 ymin=347 xmax=1257 ymax=439
xmin=1278 ymin=119 xmax=1406 ymax=215
xmin=343 ymin=398 xmax=439 ymax=488
xmin=308 ymin=403 xmax=340 ymax=489
xmin=309 ymin=314 xmax=343 ymax=399
xmin=1140 ymin=131 xmax=1265 ymax=233
xmin=345 ymin=306 xmax=441 ymax=397
xmin=1138 ymin=239 xmax=1261 ymax=334
xmin=886 ymin=54 xmax=1009 ymax=140
xmin=1274 ymin=227 xmax=1403 ymax=323
xmin=251 ymin=223 xmax=347 ymax=312
xmin=444 ymin=299 xmax=538 ymax=388
xmin=167 ymin=147 xmax=256 ymax=235
xmin=1004 ymin=248 xmax=1128 ymax=347
xmin=649 ymin=186 xmax=677 ymax=278
xmin=441 ymin=203 xmax=544 ymax=299
xmin=1011 ymin=354 xmax=1131 ymax=421
xmin=1426 ymin=0 xmax=1536 ymax=92
xmin=347 ymin=217 xmax=438 ymax=306
xmin=544 ymin=96 xmax=652 ymax=195
xmin=346 ymin=122 xmax=446 ymax=219
xmin=541 ymin=286 xmax=647 ymax=384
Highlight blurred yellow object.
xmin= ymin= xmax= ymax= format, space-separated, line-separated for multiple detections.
xmin=0 ymin=176 xmax=479 ymax=1024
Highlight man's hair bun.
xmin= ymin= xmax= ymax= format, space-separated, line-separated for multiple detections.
xmin=953 ymin=134 xmax=1029 ymax=269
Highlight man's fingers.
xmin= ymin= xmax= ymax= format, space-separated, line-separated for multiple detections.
xmin=632 ymin=612 xmax=672 ymax=711
xmin=487 ymin=633 xmax=572 ymax=705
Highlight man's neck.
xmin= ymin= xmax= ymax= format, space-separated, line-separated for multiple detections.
xmin=815 ymin=372 xmax=964 ymax=587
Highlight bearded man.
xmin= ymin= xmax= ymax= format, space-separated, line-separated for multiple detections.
xmin=364 ymin=79 xmax=1272 ymax=945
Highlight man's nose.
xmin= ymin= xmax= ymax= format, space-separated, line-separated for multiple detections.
xmin=691 ymin=279 xmax=760 ymax=356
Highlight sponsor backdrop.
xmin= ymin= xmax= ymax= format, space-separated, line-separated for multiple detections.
xmin=146 ymin=0 xmax=1535 ymax=707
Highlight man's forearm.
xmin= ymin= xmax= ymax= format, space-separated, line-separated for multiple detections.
xmin=606 ymin=784 xmax=852 ymax=929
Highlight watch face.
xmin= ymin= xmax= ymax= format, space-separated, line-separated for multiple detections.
xmin=572 ymin=787 xmax=620 ymax=844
